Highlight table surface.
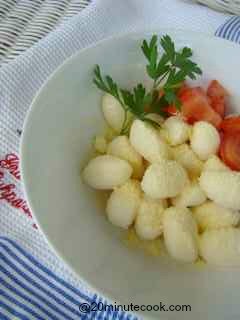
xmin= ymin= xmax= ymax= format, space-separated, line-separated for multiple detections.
xmin=0 ymin=0 xmax=90 ymax=67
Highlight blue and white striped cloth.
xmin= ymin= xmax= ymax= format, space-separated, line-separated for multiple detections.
xmin=0 ymin=0 xmax=239 ymax=318
xmin=216 ymin=16 xmax=240 ymax=43
xmin=0 ymin=237 xmax=136 ymax=320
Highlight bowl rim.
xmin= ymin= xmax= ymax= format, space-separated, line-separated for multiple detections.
xmin=20 ymin=28 xmax=240 ymax=320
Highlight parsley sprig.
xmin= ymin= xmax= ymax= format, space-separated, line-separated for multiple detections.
xmin=93 ymin=34 xmax=202 ymax=133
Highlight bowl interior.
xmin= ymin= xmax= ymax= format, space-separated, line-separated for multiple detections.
xmin=21 ymin=30 xmax=240 ymax=320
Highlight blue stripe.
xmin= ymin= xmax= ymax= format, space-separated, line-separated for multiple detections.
xmin=0 ymin=301 xmax=29 ymax=320
xmin=0 ymin=237 xmax=91 ymax=302
xmin=228 ymin=18 xmax=240 ymax=41
xmin=231 ymin=19 xmax=240 ymax=42
xmin=0 ymin=311 xmax=11 ymax=320
xmin=0 ymin=276 xmax=60 ymax=320
xmin=224 ymin=16 xmax=239 ymax=39
xmin=216 ymin=16 xmax=240 ymax=44
xmin=112 ymin=309 xmax=119 ymax=319
xmin=118 ymin=311 xmax=126 ymax=320
xmin=105 ymin=299 xmax=114 ymax=319
xmin=94 ymin=296 xmax=103 ymax=320
xmin=0 ymin=260 xmax=73 ymax=320
xmin=88 ymin=294 xmax=99 ymax=320
xmin=235 ymin=29 xmax=240 ymax=43
xmin=216 ymin=16 xmax=232 ymax=37
xmin=0 ymin=242 xmax=82 ymax=316
xmin=0 ymin=242 xmax=82 ymax=307
xmin=215 ymin=16 xmax=231 ymax=37
xmin=0 ymin=288 xmax=45 ymax=320
xmin=216 ymin=16 xmax=237 ymax=38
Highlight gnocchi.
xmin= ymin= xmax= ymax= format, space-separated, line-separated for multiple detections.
xmin=130 ymin=119 xmax=170 ymax=163
xmin=135 ymin=196 xmax=165 ymax=240
xmin=141 ymin=160 xmax=188 ymax=199
xmin=82 ymin=155 xmax=132 ymax=189
xmin=107 ymin=135 xmax=144 ymax=179
xmin=163 ymin=207 xmax=198 ymax=262
xmin=106 ymin=180 xmax=142 ymax=229
xmin=199 ymin=170 xmax=240 ymax=210
xmin=163 ymin=116 xmax=190 ymax=146
xmin=172 ymin=180 xmax=206 ymax=208
xmin=192 ymin=201 xmax=240 ymax=232
xmin=199 ymin=228 xmax=240 ymax=266
xmin=190 ymin=121 xmax=220 ymax=160
xmin=172 ymin=144 xmax=203 ymax=178
xmin=203 ymin=155 xmax=229 ymax=172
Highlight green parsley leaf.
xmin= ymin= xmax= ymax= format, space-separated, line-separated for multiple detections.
xmin=160 ymin=35 xmax=175 ymax=63
xmin=164 ymin=89 xmax=181 ymax=110
xmin=121 ymin=84 xmax=152 ymax=119
xmin=93 ymin=65 xmax=122 ymax=102
xmin=93 ymin=34 xmax=202 ymax=132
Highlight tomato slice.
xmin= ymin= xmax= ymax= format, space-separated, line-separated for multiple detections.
xmin=209 ymin=96 xmax=225 ymax=117
xmin=220 ymin=116 xmax=240 ymax=133
xmin=179 ymin=87 xmax=222 ymax=128
xmin=207 ymin=80 xmax=228 ymax=117
xmin=164 ymin=87 xmax=222 ymax=128
xmin=207 ymin=80 xmax=228 ymax=99
xmin=220 ymin=132 xmax=240 ymax=171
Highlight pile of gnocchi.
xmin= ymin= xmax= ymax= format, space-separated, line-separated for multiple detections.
xmin=82 ymin=92 xmax=240 ymax=267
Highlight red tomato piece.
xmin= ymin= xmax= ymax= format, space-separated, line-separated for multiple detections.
xmin=207 ymin=80 xmax=228 ymax=117
xmin=163 ymin=84 xmax=189 ymax=116
xmin=220 ymin=132 xmax=240 ymax=171
xmin=177 ymin=83 xmax=190 ymax=96
xmin=210 ymin=96 xmax=225 ymax=118
xmin=179 ymin=87 xmax=222 ymax=128
xmin=207 ymin=80 xmax=228 ymax=99
xmin=164 ymin=87 xmax=222 ymax=128
xmin=164 ymin=105 xmax=180 ymax=116
xmin=220 ymin=116 xmax=240 ymax=133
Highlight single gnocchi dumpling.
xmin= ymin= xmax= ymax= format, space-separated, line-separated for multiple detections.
xmin=190 ymin=121 xmax=220 ymax=160
xmin=203 ymin=155 xmax=229 ymax=172
xmin=130 ymin=119 xmax=170 ymax=163
xmin=141 ymin=160 xmax=188 ymax=199
xmin=192 ymin=201 xmax=240 ymax=232
xmin=106 ymin=180 xmax=142 ymax=229
xmin=172 ymin=180 xmax=206 ymax=208
xmin=163 ymin=206 xmax=198 ymax=263
xmin=82 ymin=155 xmax=132 ymax=189
xmin=135 ymin=196 xmax=165 ymax=240
xmin=107 ymin=135 xmax=144 ymax=179
xmin=199 ymin=170 xmax=240 ymax=210
xmin=102 ymin=93 xmax=125 ymax=132
xmin=199 ymin=228 xmax=240 ymax=266
xmin=172 ymin=144 xmax=203 ymax=178
xmin=163 ymin=116 xmax=190 ymax=146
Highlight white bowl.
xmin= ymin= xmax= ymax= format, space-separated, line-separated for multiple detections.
xmin=21 ymin=30 xmax=240 ymax=320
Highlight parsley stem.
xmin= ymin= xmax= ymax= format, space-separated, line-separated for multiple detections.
xmin=154 ymin=71 xmax=169 ymax=88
